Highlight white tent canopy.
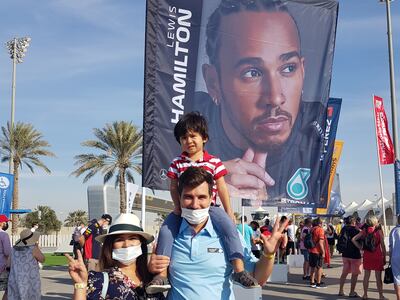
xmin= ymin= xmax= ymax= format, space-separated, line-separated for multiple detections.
xmin=373 ymin=197 xmax=390 ymax=209
xmin=344 ymin=197 xmax=395 ymax=225
xmin=358 ymin=199 xmax=374 ymax=211
xmin=357 ymin=197 xmax=392 ymax=220
xmin=371 ymin=197 xmax=392 ymax=219
xmin=356 ymin=199 xmax=374 ymax=220
xmin=344 ymin=201 xmax=359 ymax=214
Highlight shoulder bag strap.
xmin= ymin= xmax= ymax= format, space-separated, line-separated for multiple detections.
xmin=101 ymin=271 xmax=109 ymax=299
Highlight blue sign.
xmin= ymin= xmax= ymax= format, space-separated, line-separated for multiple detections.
xmin=395 ymin=160 xmax=400 ymax=215
xmin=0 ymin=172 xmax=14 ymax=217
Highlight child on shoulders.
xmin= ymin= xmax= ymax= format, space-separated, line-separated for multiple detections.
xmin=146 ymin=112 xmax=259 ymax=293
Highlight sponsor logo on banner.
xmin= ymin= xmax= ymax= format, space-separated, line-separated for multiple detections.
xmin=286 ymin=168 xmax=311 ymax=200
xmin=0 ymin=177 xmax=10 ymax=189
xmin=159 ymin=169 xmax=168 ymax=180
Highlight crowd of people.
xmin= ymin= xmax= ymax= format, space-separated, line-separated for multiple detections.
xmin=245 ymin=214 xmax=400 ymax=300
xmin=66 ymin=208 xmax=400 ymax=300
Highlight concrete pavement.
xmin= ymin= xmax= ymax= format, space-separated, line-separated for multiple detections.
xmin=262 ymin=256 xmax=397 ymax=300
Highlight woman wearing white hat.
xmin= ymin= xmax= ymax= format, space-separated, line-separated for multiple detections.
xmin=66 ymin=213 xmax=166 ymax=300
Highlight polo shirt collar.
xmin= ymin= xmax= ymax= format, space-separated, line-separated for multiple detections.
xmin=179 ymin=216 xmax=217 ymax=238
xmin=180 ymin=151 xmax=211 ymax=162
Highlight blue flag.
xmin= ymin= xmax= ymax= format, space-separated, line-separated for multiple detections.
xmin=0 ymin=172 xmax=14 ymax=217
xmin=395 ymin=160 xmax=400 ymax=215
xmin=319 ymin=98 xmax=342 ymax=208
xmin=327 ymin=173 xmax=345 ymax=215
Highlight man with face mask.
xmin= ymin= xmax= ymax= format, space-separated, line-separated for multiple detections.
xmin=0 ymin=215 xmax=11 ymax=296
xmin=81 ymin=214 xmax=112 ymax=272
xmin=150 ymin=167 xmax=289 ymax=300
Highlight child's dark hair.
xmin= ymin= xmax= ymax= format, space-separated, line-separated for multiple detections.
xmin=174 ymin=112 xmax=209 ymax=144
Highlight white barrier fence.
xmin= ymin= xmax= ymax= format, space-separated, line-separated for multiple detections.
xmin=10 ymin=234 xmax=72 ymax=248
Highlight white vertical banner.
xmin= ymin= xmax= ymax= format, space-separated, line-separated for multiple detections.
xmin=141 ymin=187 xmax=146 ymax=230
xmin=126 ymin=182 xmax=139 ymax=214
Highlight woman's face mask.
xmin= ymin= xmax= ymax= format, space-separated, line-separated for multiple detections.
xmin=2 ymin=222 xmax=8 ymax=231
xmin=112 ymin=245 xmax=142 ymax=265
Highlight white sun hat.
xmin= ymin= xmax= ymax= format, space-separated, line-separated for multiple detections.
xmin=95 ymin=213 xmax=154 ymax=244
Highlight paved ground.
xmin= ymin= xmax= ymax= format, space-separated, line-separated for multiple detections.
xmin=1 ymin=256 xmax=397 ymax=299
xmin=263 ymin=256 xmax=397 ymax=300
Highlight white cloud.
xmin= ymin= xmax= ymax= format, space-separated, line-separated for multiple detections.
xmin=337 ymin=14 xmax=400 ymax=45
xmin=49 ymin=0 xmax=144 ymax=35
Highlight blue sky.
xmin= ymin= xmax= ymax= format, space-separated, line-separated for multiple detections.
xmin=0 ymin=0 xmax=399 ymax=219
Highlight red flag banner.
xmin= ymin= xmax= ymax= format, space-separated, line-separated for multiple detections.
xmin=373 ymin=95 xmax=394 ymax=165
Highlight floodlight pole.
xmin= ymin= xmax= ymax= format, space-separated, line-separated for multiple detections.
xmin=6 ymin=37 xmax=31 ymax=175
xmin=9 ymin=38 xmax=17 ymax=174
xmin=381 ymin=0 xmax=400 ymax=216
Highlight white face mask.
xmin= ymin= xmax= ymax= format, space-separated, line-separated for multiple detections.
xmin=181 ymin=207 xmax=210 ymax=225
xmin=112 ymin=245 xmax=142 ymax=265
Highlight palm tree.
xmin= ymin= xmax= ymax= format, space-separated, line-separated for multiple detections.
xmin=0 ymin=122 xmax=55 ymax=234
xmin=71 ymin=121 xmax=142 ymax=213
xmin=64 ymin=210 xmax=88 ymax=227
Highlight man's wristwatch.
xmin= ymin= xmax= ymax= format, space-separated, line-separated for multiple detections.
xmin=74 ymin=282 xmax=87 ymax=289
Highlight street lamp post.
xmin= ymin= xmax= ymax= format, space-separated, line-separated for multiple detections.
xmin=380 ymin=0 xmax=400 ymax=216
xmin=5 ymin=37 xmax=31 ymax=174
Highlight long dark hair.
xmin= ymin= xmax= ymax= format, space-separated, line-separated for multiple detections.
xmin=99 ymin=234 xmax=152 ymax=285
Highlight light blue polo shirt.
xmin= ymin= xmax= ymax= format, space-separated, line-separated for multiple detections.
xmin=167 ymin=218 xmax=257 ymax=300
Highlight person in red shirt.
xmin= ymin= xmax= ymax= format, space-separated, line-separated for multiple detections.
xmin=309 ymin=217 xmax=326 ymax=288
xmin=80 ymin=214 xmax=112 ymax=272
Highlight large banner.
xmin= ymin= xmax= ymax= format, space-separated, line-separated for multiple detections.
xmin=143 ymin=0 xmax=339 ymax=213
xmin=0 ymin=172 xmax=14 ymax=217
xmin=373 ymin=95 xmax=394 ymax=165
xmin=317 ymin=139 xmax=343 ymax=215
xmin=318 ymin=98 xmax=342 ymax=209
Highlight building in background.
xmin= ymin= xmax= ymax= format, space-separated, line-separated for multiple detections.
xmin=87 ymin=185 xmax=174 ymax=235
xmin=87 ymin=185 xmax=120 ymax=221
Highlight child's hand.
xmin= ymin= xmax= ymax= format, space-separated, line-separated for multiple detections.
xmin=173 ymin=206 xmax=182 ymax=215
xmin=149 ymin=244 xmax=170 ymax=274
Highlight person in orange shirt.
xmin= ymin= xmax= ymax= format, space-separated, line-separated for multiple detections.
xmin=309 ymin=218 xmax=326 ymax=288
